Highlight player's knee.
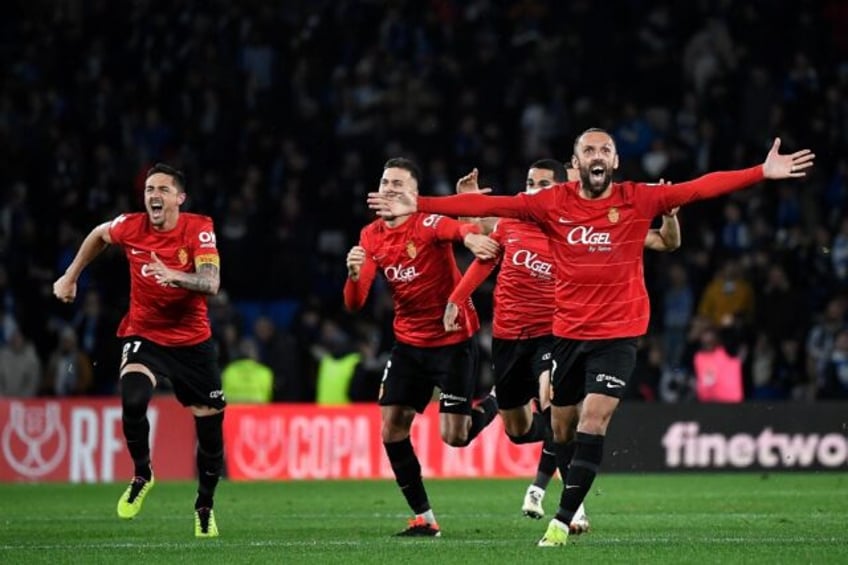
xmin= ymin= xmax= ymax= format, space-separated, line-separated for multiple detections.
xmin=578 ymin=411 xmax=613 ymax=436
xmin=381 ymin=421 xmax=411 ymax=443
xmin=503 ymin=416 xmax=533 ymax=440
xmin=121 ymin=371 xmax=154 ymax=420
xmin=441 ymin=430 xmax=470 ymax=447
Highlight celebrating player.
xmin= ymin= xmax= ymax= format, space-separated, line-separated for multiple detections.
xmin=53 ymin=163 xmax=225 ymax=538
xmin=448 ymin=161 xmax=680 ymax=527
xmin=368 ymin=132 xmax=814 ymax=546
xmin=344 ymin=158 xmax=500 ymax=537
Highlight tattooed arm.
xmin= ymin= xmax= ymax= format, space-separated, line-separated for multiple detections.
xmin=146 ymin=252 xmax=221 ymax=295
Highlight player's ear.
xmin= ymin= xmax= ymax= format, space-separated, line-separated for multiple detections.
xmin=177 ymin=192 xmax=187 ymax=206
xmin=613 ymin=154 xmax=620 ymax=170
xmin=570 ymin=155 xmax=578 ymax=169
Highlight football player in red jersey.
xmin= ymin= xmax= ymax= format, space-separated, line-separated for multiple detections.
xmin=368 ymin=132 xmax=814 ymax=546
xmin=447 ymin=161 xmax=679 ymax=529
xmin=344 ymin=158 xmax=501 ymax=537
xmin=53 ymin=163 xmax=223 ymax=537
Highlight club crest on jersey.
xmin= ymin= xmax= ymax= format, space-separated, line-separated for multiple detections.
xmin=608 ymin=207 xmax=620 ymax=223
xmin=178 ymin=248 xmax=189 ymax=266
xmin=406 ymin=241 xmax=417 ymax=259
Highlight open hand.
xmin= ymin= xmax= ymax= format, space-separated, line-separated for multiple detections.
xmin=456 ymin=168 xmax=492 ymax=195
xmin=762 ymin=137 xmax=815 ymax=179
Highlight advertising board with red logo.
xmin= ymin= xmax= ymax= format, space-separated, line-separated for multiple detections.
xmin=223 ymin=403 xmax=541 ymax=480
xmin=0 ymin=397 xmax=195 ymax=482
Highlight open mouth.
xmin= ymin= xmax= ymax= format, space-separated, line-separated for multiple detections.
xmin=590 ymin=165 xmax=606 ymax=181
xmin=149 ymin=202 xmax=164 ymax=218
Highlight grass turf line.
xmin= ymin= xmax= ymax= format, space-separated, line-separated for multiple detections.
xmin=0 ymin=473 xmax=846 ymax=564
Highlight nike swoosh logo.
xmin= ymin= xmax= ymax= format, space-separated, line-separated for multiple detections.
xmin=130 ymin=249 xmax=146 ymax=255
xmin=443 ymin=401 xmax=463 ymax=407
xmin=565 ymin=484 xmax=580 ymax=490
xmin=558 ymin=217 xmax=574 ymax=224
xmin=606 ymin=382 xmax=623 ymax=389
xmin=506 ymin=238 xmax=520 ymax=243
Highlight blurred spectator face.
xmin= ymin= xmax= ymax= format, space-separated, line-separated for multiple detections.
xmin=699 ymin=327 xmax=718 ymax=350
xmin=238 ymin=337 xmax=260 ymax=361
xmin=669 ymin=263 xmax=688 ymax=286
xmin=254 ymin=316 xmax=275 ymax=342
xmin=723 ymin=202 xmax=741 ymax=222
xmin=571 ymin=130 xmax=619 ymax=197
xmin=835 ymin=330 xmax=848 ymax=353
xmin=59 ymin=327 xmax=77 ymax=353
xmin=767 ymin=265 xmax=788 ymax=288
xmin=83 ymin=291 xmax=100 ymax=315
xmin=9 ymin=329 xmax=24 ymax=351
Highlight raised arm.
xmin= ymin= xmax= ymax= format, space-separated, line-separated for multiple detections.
xmin=644 ymin=208 xmax=681 ymax=251
xmin=53 ymin=222 xmax=112 ymax=303
xmin=455 ymin=168 xmax=498 ymax=234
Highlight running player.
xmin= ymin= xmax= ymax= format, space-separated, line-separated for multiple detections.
xmin=53 ymin=163 xmax=224 ymax=538
xmin=368 ymin=133 xmax=814 ymax=546
xmin=345 ymin=157 xmax=501 ymax=537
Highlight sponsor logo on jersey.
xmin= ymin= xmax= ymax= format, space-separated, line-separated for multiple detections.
xmin=384 ymin=263 xmax=419 ymax=283
xmin=511 ymin=249 xmax=553 ymax=277
xmin=566 ymin=226 xmax=612 ymax=246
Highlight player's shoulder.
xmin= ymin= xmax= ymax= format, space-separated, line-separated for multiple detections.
xmin=181 ymin=212 xmax=214 ymax=227
xmin=110 ymin=212 xmax=146 ymax=226
xmin=613 ymin=180 xmax=653 ymax=200
xmin=415 ymin=211 xmax=448 ymax=228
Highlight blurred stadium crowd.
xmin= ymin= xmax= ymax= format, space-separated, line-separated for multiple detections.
xmin=1 ymin=0 xmax=847 ymax=402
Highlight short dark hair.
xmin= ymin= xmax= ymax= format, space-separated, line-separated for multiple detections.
xmin=383 ymin=157 xmax=422 ymax=185
xmin=573 ymin=127 xmax=615 ymax=155
xmin=146 ymin=163 xmax=186 ymax=192
xmin=529 ymin=159 xmax=567 ymax=182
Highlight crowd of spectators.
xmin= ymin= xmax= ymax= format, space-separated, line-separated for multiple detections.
xmin=1 ymin=0 xmax=847 ymax=402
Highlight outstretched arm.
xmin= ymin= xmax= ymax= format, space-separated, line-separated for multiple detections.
xmin=368 ymin=191 xmax=538 ymax=222
xmin=53 ymin=222 xmax=112 ymax=303
xmin=644 ymin=208 xmax=681 ymax=251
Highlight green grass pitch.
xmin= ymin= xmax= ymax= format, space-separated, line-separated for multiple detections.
xmin=1 ymin=473 xmax=846 ymax=564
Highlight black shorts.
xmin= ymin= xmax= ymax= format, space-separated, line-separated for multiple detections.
xmin=491 ymin=335 xmax=552 ymax=410
xmin=549 ymin=337 xmax=637 ymax=407
xmin=379 ymin=339 xmax=478 ymax=415
xmin=121 ymin=336 xmax=226 ymax=410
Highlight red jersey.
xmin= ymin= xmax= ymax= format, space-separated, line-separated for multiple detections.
xmin=108 ymin=212 xmax=219 ymax=346
xmin=450 ymin=219 xmax=554 ymax=340
xmin=344 ymin=213 xmax=480 ymax=347
xmin=421 ymin=166 xmax=765 ymax=339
